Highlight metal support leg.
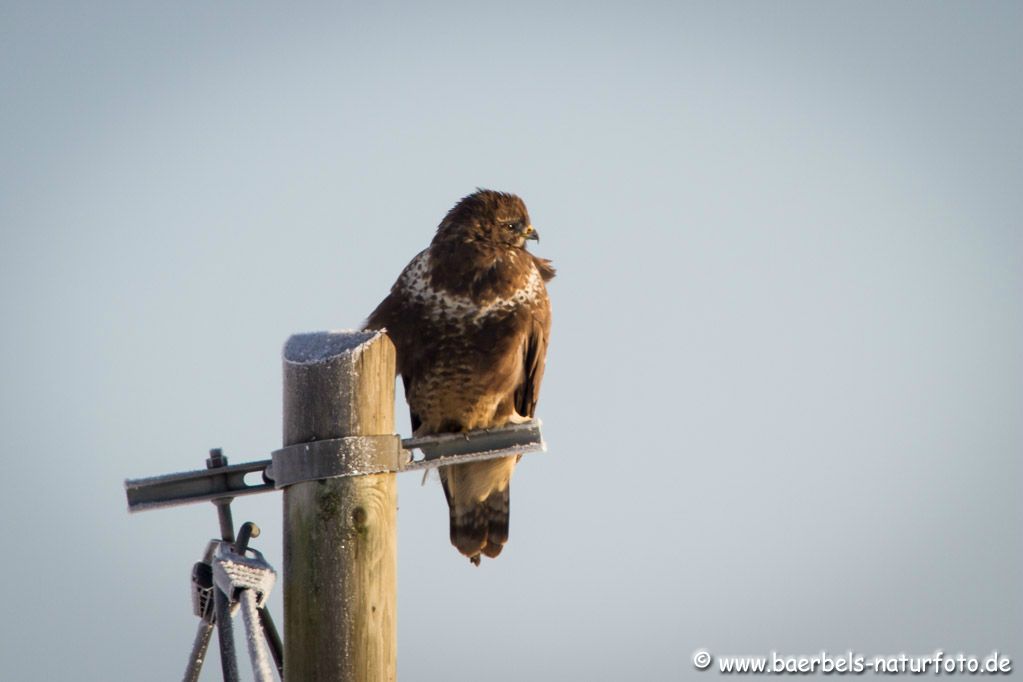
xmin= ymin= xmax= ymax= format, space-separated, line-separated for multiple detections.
xmin=214 ymin=587 xmax=240 ymax=682
xmin=183 ymin=620 xmax=215 ymax=682
xmin=259 ymin=607 xmax=285 ymax=678
xmin=240 ymin=590 xmax=275 ymax=682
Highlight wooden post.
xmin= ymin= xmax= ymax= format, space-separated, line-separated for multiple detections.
xmin=281 ymin=331 xmax=397 ymax=681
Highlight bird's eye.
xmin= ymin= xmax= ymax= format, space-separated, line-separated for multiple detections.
xmin=504 ymin=222 xmax=517 ymax=230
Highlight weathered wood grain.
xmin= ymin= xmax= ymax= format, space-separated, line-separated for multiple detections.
xmin=282 ymin=331 xmax=397 ymax=682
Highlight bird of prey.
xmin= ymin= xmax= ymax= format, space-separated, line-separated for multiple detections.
xmin=367 ymin=189 xmax=554 ymax=565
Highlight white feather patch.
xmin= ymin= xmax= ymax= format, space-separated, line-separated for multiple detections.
xmin=400 ymin=251 xmax=542 ymax=321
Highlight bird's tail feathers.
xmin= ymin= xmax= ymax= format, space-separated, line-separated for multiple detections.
xmin=450 ymin=487 xmax=510 ymax=566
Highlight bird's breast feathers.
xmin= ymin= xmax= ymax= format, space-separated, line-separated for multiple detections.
xmin=397 ymin=249 xmax=546 ymax=325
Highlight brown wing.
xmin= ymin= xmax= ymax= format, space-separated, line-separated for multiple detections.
xmin=472 ymin=289 xmax=549 ymax=562
xmin=367 ymin=299 xmax=425 ymax=434
xmin=365 ymin=252 xmax=428 ymax=433
xmin=515 ymin=255 xmax=554 ymax=419
xmin=402 ymin=375 xmax=422 ymax=433
xmin=514 ymin=297 xmax=551 ymax=420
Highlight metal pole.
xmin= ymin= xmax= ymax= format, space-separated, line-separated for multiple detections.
xmin=209 ymin=484 xmax=239 ymax=682
xmin=214 ymin=587 xmax=240 ymax=682
xmin=183 ymin=620 xmax=214 ymax=682
xmin=240 ymin=590 xmax=275 ymax=682
xmin=258 ymin=607 xmax=285 ymax=678
xmin=207 ymin=449 xmax=236 ymax=544
xmin=281 ymin=331 xmax=397 ymax=681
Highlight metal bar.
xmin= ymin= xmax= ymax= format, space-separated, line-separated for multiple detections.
xmin=258 ymin=608 xmax=285 ymax=678
xmin=400 ymin=442 xmax=545 ymax=472
xmin=240 ymin=589 xmax=275 ymax=682
xmin=214 ymin=499 xmax=236 ymax=544
xmin=125 ymin=459 xmax=272 ymax=512
xmin=214 ymin=587 xmax=240 ymax=682
xmin=207 ymin=450 xmax=238 ymax=542
xmin=401 ymin=419 xmax=545 ymax=470
xmin=401 ymin=419 xmax=543 ymax=456
xmin=124 ymin=421 xmax=546 ymax=511
xmin=182 ymin=620 xmax=214 ymax=682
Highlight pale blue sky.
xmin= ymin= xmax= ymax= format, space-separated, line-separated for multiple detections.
xmin=1 ymin=2 xmax=1020 ymax=679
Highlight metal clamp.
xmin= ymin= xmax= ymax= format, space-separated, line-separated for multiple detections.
xmin=267 ymin=434 xmax=404 ymax=488
xmin=213 ymin=544 xmax=276 ymax=609
xmin=186 ymin=522 xmax=281 ymax=682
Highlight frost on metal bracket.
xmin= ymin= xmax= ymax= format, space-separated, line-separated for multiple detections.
xmin=124 ymin=420 xmax=546 ymax=512
xmin=400 ymin=419 xmax=546 ymax=472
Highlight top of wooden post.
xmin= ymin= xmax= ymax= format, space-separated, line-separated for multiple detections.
xmin=282 ymin=330 xmax=395 ymax=446
xmin=283 ymin=330 xmax=383 ymax=366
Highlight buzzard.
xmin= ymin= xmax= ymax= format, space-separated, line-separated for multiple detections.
xmin=367 ymin=189 xmax=554 ymax=565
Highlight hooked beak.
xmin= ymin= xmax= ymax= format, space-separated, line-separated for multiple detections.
xmin=522 ymin=224 xmax=539 ymax=242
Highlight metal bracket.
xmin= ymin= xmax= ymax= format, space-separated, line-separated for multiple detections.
xmin=125 ymin=458 xmax=272 ymax=512
xmin=125 ymin=419 xmax=546 ymax=512
xmin=268 ymin=434 xmax=403 ymax=488
xmin=402 ymin=419 xmax=546 ymax=471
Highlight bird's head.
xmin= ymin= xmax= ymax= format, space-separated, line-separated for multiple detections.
xmin=434 ymin=189 xmax=538 ymax=250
